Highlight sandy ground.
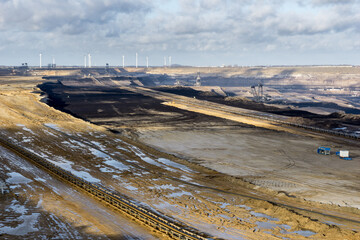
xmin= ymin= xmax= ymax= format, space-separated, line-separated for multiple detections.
xmin=0 ymin=74 xmax=360 ymax=239
xmin=123 ymin=86 xmax=360 ymax=209
xmin=163 ymin=101 xmax=298 ymax=134
xmin=137 ymin=128 xmax=360 ymax=209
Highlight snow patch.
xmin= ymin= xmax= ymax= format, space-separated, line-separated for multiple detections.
xmin=123 ymin=184 xmax=138 ymax=191
xmin=157 ymin=158 xmax=194 ymax=172
xmin=99 ymin=167 xmax=115 ymax=173
xmin=216 ymin=202 xmax=231 ymax=209
xmin=237 ymin=205 xmax=252 ymax=211
xmin=104 ymin=160 xmax=130 ymax=171
xmin=116 ymin=145 xmax=129 ymax=151
xmin=180 ymin=175 xmax=192 ymax=182
xmin=0 ymin=213 xmax=40 ymax=236
xmin=89 ymin=148 xmax=113 ymax=161
xmin=43 ymin=129 xmax=57 ymax=137
xmin=21 ymin=137 xmax=32 ymax=143
xmin=22 ymin=127 xmax=34 ymax=134
xmin=36 ymin=198 xmax=43 ymax=208
xmin=89 ymin=147 xmax=130 ymax=172
xmin=90 ymin=141 xmax=106 ymax=151
xmin=130 ymin=146 xmax=178 ymax=172
xmin=61 ymin=141 xmax=81 ymax=150
xmin=46 ymin=158 xmax=100 ymax=183
xmin=7 ymin=172 xmax=32 ymax=185
xmin=150 ymin=184 xmax=178 ymax=190
xmin=75 ymin=171 xmax=100 ymax=183
xmin=0 ymin=199 xmax=40 ymax=236
xmin=68 ymin=139 xmax=87 ymax=148
xmin=292 ymin=230 xmax=316 ymax=237
xmin=44 ymin=123 xmax=62 ymax=131
xmin=140 ymin=156 xmax=163 ymax=168
xmin=16 ymin=124 xmax=34 ymax=134
xmin=251 ymin=211 xmax=278 ymax=221
xmin=167 ymin=191 xmax=193 ymax=198
xmin=126 ymin=159 xmax=138 ymax=163
xmin=255 ymin=221 xmax=290 ymax=231
xmin=10 ymin=200 xmax=27 ymax=215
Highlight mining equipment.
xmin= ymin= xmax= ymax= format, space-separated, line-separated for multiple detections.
xmin=195 ymin=72 xmax=201 ymax=86
xmin=336 ymin=150 xmax=352 ymax=160
xmin=175 ymin=79 xmax=181 ymax=86
xmin=317 ymin=147 xmax=331 ymax=155
xmin=105 ymin=63 xmax=110 ymax=74
xmin=251 ymin=82 xmax=270 ymax=102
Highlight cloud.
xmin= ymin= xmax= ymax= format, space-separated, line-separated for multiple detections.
xmin=311 ymin=0 xmax=356 ymax=5
xmin=0 ymin=0 xmax=151 ymax=33
xmin=0 ymin=0 xmax=359 ymax=65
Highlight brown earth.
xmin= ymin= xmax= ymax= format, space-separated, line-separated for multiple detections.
xmin=0 ymin=71 xmax=360 ymax=239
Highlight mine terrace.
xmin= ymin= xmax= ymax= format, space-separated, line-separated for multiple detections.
xmin=0 ymin=65 xmax=360 ymax=239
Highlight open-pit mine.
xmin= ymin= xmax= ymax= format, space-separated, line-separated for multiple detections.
xmin=0 ymin=66 xmax=359 ymax=239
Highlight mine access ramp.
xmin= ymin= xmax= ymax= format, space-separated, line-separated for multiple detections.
xmin=0 ymin=135 xmax=217 ymax=240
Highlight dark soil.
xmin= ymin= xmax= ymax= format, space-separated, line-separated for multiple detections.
xmin=154 ymin=86 xmax=360 ymax=130
xmin=38 ymin=82 xmax=248 ymax=129
xmin=154 ymin=86 xmax=324 ymax=118
xmin=271 ymin=100 xmax=360 ymax=115
xmin=38 ymin=80 xmax=360 ymax=132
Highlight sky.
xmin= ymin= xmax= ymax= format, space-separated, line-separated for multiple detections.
xmin=0 ymin=0 xmax=359 ymax=67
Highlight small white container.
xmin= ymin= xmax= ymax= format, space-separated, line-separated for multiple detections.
xmin=339 ymin=150 xmax=349 ymax=158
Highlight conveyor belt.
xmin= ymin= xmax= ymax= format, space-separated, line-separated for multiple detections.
xmin=0 ymin=136 xmax=215 ymax=240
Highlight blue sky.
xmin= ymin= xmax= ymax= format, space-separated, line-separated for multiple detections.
xmin=0 ymin=0 xmax=359 ymax=66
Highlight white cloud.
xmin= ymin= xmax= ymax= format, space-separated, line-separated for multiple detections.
xmin=0 ymin=0 xmax=359 ymax=66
